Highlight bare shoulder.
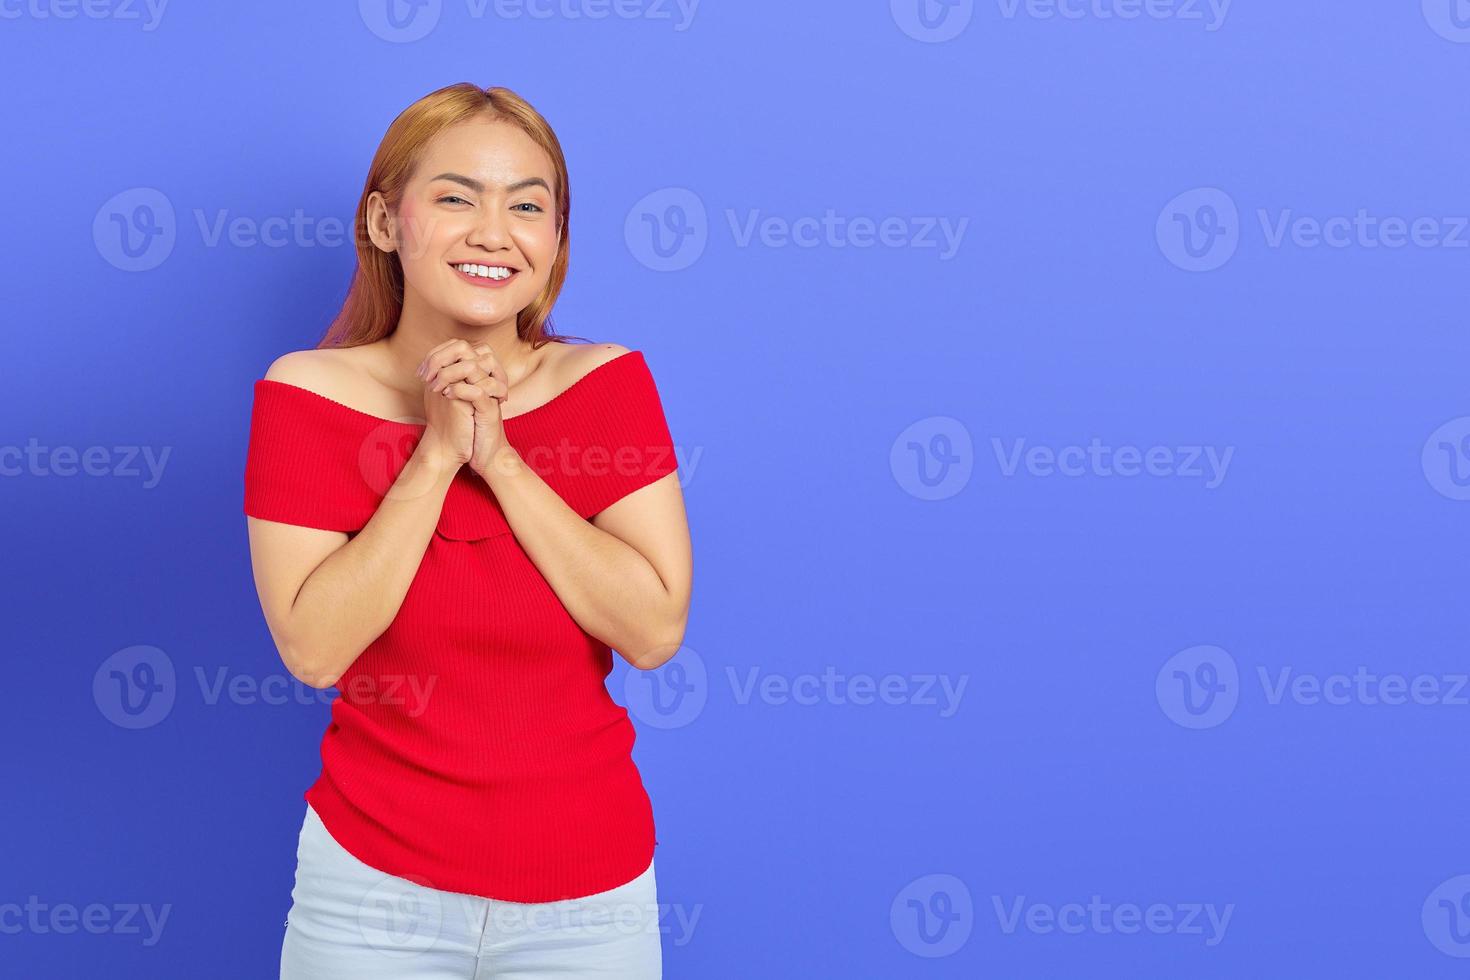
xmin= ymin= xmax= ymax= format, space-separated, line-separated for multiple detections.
xmin=557 ymin=341 xmax=634 ymax=382
xmin=263 ymin=348 xmax=350 ymax=392
xmin=261 ymin=345 xmax=388 ymax=408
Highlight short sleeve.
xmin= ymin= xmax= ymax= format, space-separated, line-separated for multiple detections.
xmin=521 ymin=352 xmax=680 ymax=519
xmin=243 ymin=380 xmax=398 ymax=532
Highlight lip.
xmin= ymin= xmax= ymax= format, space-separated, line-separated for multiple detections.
xmin=449 ymin=262 xmax=520 ymax=289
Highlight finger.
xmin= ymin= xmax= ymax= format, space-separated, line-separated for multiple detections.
xmin=440 ymin=381 xmax=490 ymax=405
xmin=464 ymin=376 xmax=509 ymax=404
xmin=465 ymin=385 xmax=499 ymax=416
xmin=417 ymin=339 xmax=459 ymax=378
xmin=470 ymin=343 xmax=505 ymax=385
xmin=442 ymin=374 xmax=505 ymax=404
xmin=421 ymin=339 xmax=474 ymax=384
xmin=443 ymin=374 xmax=507 ymax=409
xmin=429 ymin=360 xmax=490 ymax=393
xmin=423 ymin=339 xmax=474 ymax=383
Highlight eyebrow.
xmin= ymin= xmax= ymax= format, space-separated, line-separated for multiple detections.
xmin=427 ymin=172 xmax=551 ymax=195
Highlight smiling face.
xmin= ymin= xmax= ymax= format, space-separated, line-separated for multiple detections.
xmin=366 ymin=115 xmax=562 ymax=331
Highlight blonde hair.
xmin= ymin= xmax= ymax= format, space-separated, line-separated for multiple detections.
xmin=321 ymin=83 xmax=583 ymax=349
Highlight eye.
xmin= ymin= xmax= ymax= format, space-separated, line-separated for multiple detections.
xmin=512 ymin=202 xmax=544 ymax=213
xmin=437 ymin=194 xmax=470 ymax=205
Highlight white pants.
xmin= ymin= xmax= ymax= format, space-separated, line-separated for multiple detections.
xmin=279 ymin=804 xmax=663 ymax=979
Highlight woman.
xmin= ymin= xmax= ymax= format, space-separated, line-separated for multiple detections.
xmin=243 ymin=82 xmax=692 ymax=978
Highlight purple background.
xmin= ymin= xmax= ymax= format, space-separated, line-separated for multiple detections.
xmin=4 ymin=1 xmax=1470 ymax=976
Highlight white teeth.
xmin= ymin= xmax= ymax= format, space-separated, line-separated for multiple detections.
xmin=455 ymin=263 xmax=513 ymax=280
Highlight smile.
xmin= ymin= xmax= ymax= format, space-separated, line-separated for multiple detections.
xmin=451 ymin=262 xmax=518 ymax=287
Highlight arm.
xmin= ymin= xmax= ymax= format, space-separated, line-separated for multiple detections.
xmin=244 ymin=352 xmax=464 ymax=690
xmin=247 ymin=445 xmax=457 ymax=689
xmin=478 ymin=443 xmax=692 ymax=671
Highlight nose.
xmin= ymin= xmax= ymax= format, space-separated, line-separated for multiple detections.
xmin=464 ymin=202 xmax=511 ymax=253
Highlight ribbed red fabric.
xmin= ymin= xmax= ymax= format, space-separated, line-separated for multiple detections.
xmin=243 ymin=349 xmax=678 ymax=902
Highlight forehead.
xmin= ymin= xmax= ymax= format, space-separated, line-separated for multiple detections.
xmin=413 ymin=116 xmax=555 ymax=190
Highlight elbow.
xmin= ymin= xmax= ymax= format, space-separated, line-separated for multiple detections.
xmin=282 ymin=642 xmax=341 ymax=690
xmin=300 ymin=670 xmax=341 ymax=691
xmin=294 ymin=663 xmax=341 ymax=691
xmin=631 ymin=615 xmax=688 ymax=672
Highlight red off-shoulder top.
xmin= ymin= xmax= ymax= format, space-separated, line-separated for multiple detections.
xmin=243 ymin=348 xmax=678 ymax=902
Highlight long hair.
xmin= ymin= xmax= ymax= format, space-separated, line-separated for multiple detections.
xmin=320 ymin=83 xmax=584 ymax=349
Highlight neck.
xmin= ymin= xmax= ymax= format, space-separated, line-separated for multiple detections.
xmin=383 ymin=289 xmax=536 ymax=384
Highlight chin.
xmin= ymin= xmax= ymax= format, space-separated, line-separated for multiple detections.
xmin=460 ymin=305 xmax=515 ymax=327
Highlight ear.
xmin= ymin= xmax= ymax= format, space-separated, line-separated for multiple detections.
xmin=364 ymin=190 xmax=398 ymax=254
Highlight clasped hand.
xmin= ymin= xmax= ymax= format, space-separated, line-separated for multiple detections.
xmin=415 ymin=338 xmax=512 ymax=478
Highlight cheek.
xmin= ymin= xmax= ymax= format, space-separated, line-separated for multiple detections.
xmin=516 ymin=223 xmax=561 ymax=266
xmin=397 ymin=203 xmax=452 ymax=263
